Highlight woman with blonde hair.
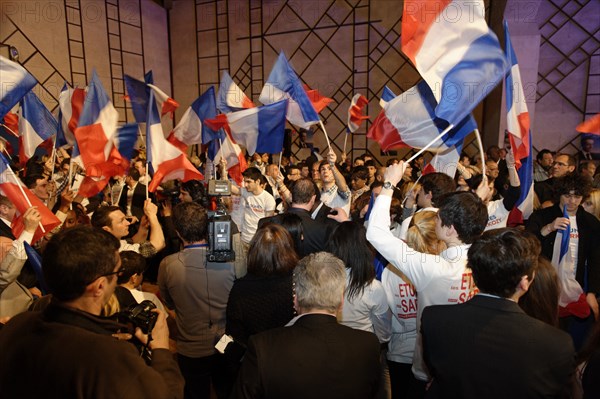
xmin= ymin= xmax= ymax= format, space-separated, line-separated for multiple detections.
xmin=406 ymin=210 xmax=447 ymax=255
xmin=382 ymin=210 xmax=444 ymax=398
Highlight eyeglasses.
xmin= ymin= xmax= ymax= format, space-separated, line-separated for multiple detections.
xmin=84 ymin=266 xmax=126 ymax=286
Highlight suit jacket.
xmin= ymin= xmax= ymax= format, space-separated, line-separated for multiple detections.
xmin=258 ymin=207 xmax=336 ymax=257
xmin=422 ymin=295 xmax=575 ymax=399
xmin=0 ymin=220 xmax=15 ymax=240
xmin=118 ymin=182 xmax=147 ymax=221
xmin=576 ymin=150 xmax=600 ymax=162
xmin=232 ymin=313 xmax=381 ymax=399
xmin=526 ymin=205 xmax=600 ymax=294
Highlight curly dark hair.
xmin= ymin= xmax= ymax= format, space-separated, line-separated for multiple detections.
xmin=552 ymin=172 xmax=592 ymax=203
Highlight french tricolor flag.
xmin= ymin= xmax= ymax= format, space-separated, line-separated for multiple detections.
xmin=401 ymin=0 xmax=508 ymax=125
xmin=553 ymin=205 xmax=590 ymax=319
xmin=507 ymin=138 xmax=534 ymax=226
xmin=259 ymin=52 xmax=319 ymax=129
xmin=216 ymin=71 xmax=255 ymax=113
xmin=0 ymin=56 xmax=37 ymax=119
xmin=205 ymin=100 xmax=288 ymax=155
xmin=146 ymin=91 xmax=203 ymax=192
xmin=56 ymin=83 xmax=85 ymax=148
xmin=504 ymin=21 xmax=531 ymax=167
xmin=124 ymin=74 xmax=179 ymax=123
xmin=0 ymin=153 xmax=60 ymax=244
xmin=18 ymin=91 xmax=58 ymax=163
xmin=74 ymin=71 xmax=127 ymax=181
xmin=379 ymin=86 xmax=397 ymax=108
xmin=168 ymin=87 xmax=224 ymax=152
xmin=212 ymin=131 xmax=248 ymax=185
xmin=347 ymin=94 xmax=369 ymax=133
xmin=367 ymin=81 xmax=475 ymax=160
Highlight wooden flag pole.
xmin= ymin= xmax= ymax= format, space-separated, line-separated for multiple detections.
xmin=318 ymin=120 xmax=332 ymax=151
xmin=474 ymin=129 xmax=486 ymax=177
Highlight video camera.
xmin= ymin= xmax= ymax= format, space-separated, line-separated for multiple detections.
xmin=207 ymin=212 xmax=235 ymax=262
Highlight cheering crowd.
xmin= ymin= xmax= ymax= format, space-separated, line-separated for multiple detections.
xmin=0 ymin=140 xmax=599 ymax=399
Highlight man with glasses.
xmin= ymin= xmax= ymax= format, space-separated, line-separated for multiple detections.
xmin=534 ymin=153 xmax=576 ymax=206
xmin=0 ymin=226 xmax=184 ymax=398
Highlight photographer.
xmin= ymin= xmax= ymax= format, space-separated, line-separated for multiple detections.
xmin=158 ymin=202 xmax=241 ymax=399
xmin=0 ymin=226 xmax=184 ymax=398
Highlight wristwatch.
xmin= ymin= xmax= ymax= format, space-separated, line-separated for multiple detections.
xmin=383 ymin=181 xmax=394 ymax=190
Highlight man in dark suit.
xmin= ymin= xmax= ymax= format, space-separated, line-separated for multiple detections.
xmin=258 ymin=178 xmax=341 ymax=257
xmin=421 ymin=229 xmax=575 ymax=399
xmin=232 ymin=252 xmax=382 ymax=399
xmin=118 ymin=166 xmax=148 ymax=222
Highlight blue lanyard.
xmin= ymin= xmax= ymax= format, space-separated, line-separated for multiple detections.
xmin=184 ymin=244 xmax=209 ymax=249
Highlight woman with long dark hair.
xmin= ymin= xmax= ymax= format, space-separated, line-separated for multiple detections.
xmin=226 ymin=223 xmax=298 ymax=346
xmin=326 ymin=221 xmax=391 ymax=342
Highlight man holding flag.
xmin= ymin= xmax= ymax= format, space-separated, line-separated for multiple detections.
xmin=527 ymin=173 xmax=600 ymax=350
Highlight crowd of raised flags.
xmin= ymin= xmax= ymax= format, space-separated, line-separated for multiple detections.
xmin=1 ymin=0 xmax=598 ymax=248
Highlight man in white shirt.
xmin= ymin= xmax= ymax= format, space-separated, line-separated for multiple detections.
xmin=230 ymin=167 xmax=276 ymax=246
xmin=367 ymin=161 xmax=488 ymax=384
xmin=319 ymin=150 xmax=351 ymax=215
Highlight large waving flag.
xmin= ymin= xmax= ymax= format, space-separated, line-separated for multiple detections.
xmin=74 ymin=71 xmax=127 ymax=182
xmin=347 ymin=94 xmax=369 ymax=133
xmin=401 ymin=0 xmax=508 ymax=125
xmin=259 ymin=52 xmax=319 ymax=129
xmin=0 ymin=153 xmax=61 ymax=244
xmin=367 ymin=81 xmax=475 ymax=155
xmin=206 ymin=100 xmax=288 ymax=155
xmin=124 ymin=74 xmax=179 ymax=123
xmin=168 ymin=87 xmax=224 ymax=152
xmin=216 ymin=71 xmax=255 ymax=113
xmin=577 ymin=113 xmax=600 ymax=135
xmin=504 ymin=21 xmax=531 ymax=167
xmin=146 ymin=91 xmax=203 ymax=192
xmin=0 ymin=56 xmax=37 ymax=119
xmin=56 ymin=84 xmax=86 ymax=148
xmin=379 ymin=86 xmax=397 ymax=108
xmin=212 ymin=131 xmax=248 ymax=185
xmin=18 ymin=91 xmax=58 ymax=163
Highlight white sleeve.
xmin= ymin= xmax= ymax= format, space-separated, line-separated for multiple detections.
xmin=368 ymin=281 xmax=393 ymax=343
xmin=366 ymin=195 xmax=436 ymax=289
xmin=398 ymin=216 xmax=411 ymax=241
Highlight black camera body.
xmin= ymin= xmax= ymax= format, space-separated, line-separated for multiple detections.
xmin=118 ymin=300 xmax=158 ymax=335
xmin=207 ymin=213 xmax=235 ymax=262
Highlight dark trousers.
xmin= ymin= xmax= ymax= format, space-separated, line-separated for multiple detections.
xmin=177 ymin=353 xmax=230 ymax=399
xmin=387 ymin=360 xmax=426 ymax=399
xmin=559 ymin=312 xmax=596 ymax=352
